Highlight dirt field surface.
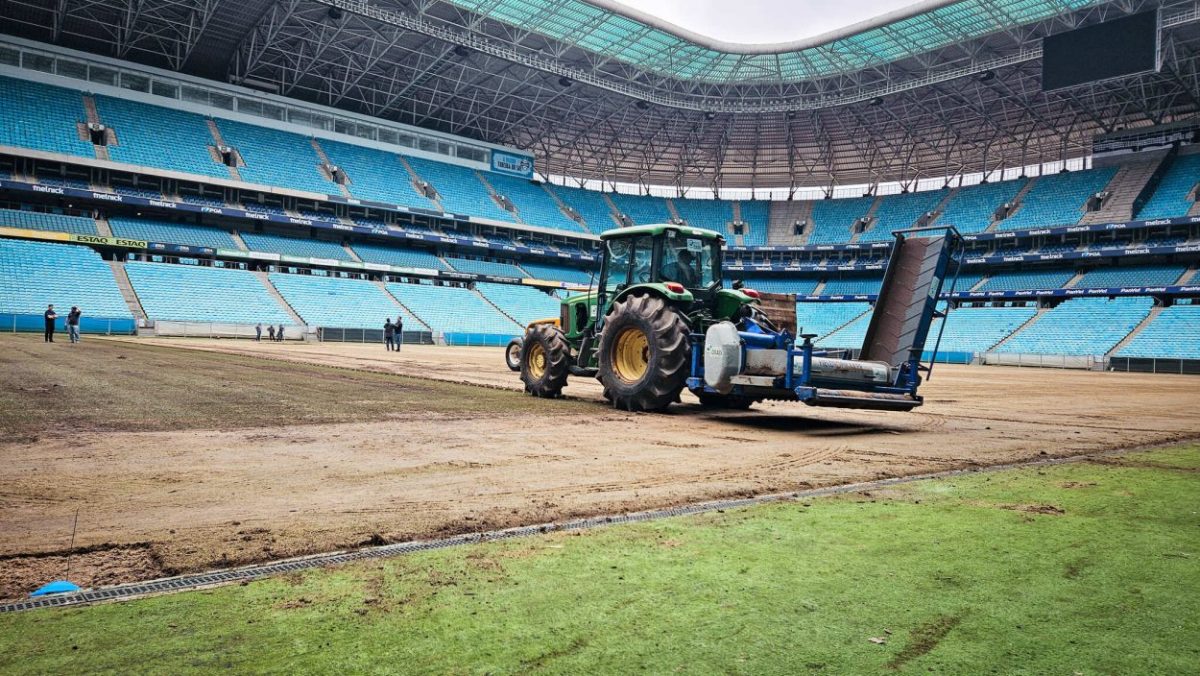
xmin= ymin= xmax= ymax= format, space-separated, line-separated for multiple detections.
xmin=3 ymin=335 xmax=1199 ymax=600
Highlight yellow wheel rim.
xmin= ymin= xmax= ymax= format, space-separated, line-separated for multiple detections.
xmin=528 ymin=342 xmax=547 ymax=379
xmin=613 ymin=327 xmax=650 ymax=383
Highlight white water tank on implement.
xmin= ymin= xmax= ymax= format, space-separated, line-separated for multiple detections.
xmin=703 ymin=322 xmax=742 ymax=394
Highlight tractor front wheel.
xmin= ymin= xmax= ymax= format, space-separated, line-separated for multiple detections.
xmin=504 ymin=338 xmax=522 ymax=371
xmin=520 ymin=324 xmax=570 ymax=398
xmin=597 ymin=294 xmax=690 ymax=412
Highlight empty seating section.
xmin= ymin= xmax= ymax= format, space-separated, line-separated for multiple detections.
xmin=998 ymin=297 xmax=1153 ymax=355
xmin=817 ymin=311 xmax=872 ymax=348
xmin=860 ymin=189 xmax=947 ymax=242
xmin=94 ymin=95 xmax=228 ymax=178
xmin=550 ymin=185 xmax=618 ymax=231
xmin=126 ymin=262 xmax=290 ymax=324
xmin=268 ymin=273 xmax=409 ymax=329
xmin=444 ymin=257 xmax=527 ymax=278
xmin=806 ymin=197 xmax=874 ymax=244
xmin=0 ymin=239 xmax=132 ymax=319
xmin=475 ymin=282 xmax=561 ymax=325
xmin=948 ymin=271 xmax=986 ymax=292
xmin=109 ymin=216 xmax=236 ymax=250
xmin=608 ymin=192 xmax=672 ymax=225
xmin=738 ymin=201 xmax=771 ymax=246
xmin=214 ymin=120 xmax=334 ymax=195
xmin=1117 ymin=304 xmax=1200 ymax=359
xmin=799 ymin=302 xmax=872 ymax=340
xmin=239 ymin=232 xmax=351 ymax=260
xmin=318 ymin=139 xmax=434 ymax=209
xmin=386 ymin=282 xmax=520 ymax=335
xmin=0 ymin=208 xmax=96 ymax=235
xmin=935 ymin=179 xmax=1027 ymax=233
xmin=998 ymin=168 xmax=1116 ymax=231
xmin=1077 ymin=264 xmax=1186 ymax=288
xmin=673 ymin=198 xmax=732 ymax=233
xmin=926 ymin=306 xmax=1038 ymax=353
xmin=977 ymin=269 xmax=1074 ymax=291
xmin=822 ymin=276 xmax=882 ymax=295
xmin=0 ymin=76 xmax=93 ymax=158
xmin=485 ymin=173 xmax=583 ymax=232
xmin=350 ymin=242 xmax=448 ymax=270
xmin=405 ymin=157 xmax=514 ymax=222
xmin=519 ymin=261 xmax=594 ymax=284
xmin=738 ymin=277 xmax=820 ymax=295
xmin=1137 ymin=154 xmax=1200 ymax=219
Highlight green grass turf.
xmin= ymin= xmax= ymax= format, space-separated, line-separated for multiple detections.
xmin=2 ymin=445 xmax=1197 ymax=674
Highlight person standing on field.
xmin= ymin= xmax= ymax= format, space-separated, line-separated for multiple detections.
xmin=255 ymin=323 xmax=262 ymax=341
xmin=395 ymin=315 xmax=403 ymax=352
xmin=67 ymin=306 xmax=82 ymax=344
xmin=277 ymin=323 xmax=285 ymax=342
xmin=383 ymin=319 xmax=395 ymax=351
xmin=267 ymin=324 xmax=276 ymax=342
xmin=43 ymin=304 xmax=57 ymax=343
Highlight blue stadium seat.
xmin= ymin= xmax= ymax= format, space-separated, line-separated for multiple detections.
xmin=444 ymin=257 xmax=527 ymax=277
xmin=0 ymin=76 xmax=93 ymax=158
xmin=673 ymin=198 xmax=733 ymax=233
xmin=998 ymin=168 xmax=1116 ymax=230
xmin=977 ymin=269 xmax=1075 ymax=291
xmin=318 ymin=139 xmax=437 ymax=209
xmin=608 ymin=192 xmax=673 ymax=225
xmin=806 ymin=196 xmax=874 ymax=244
xmin=997 ymin=297 xmax=1153 ymax=355
xmin=737 ymin=201 xmax=770 ymax=246
xmin=214 ymin=119 xmax=336 ymax=195
xmin=386 ymin=282 xmax=521 ymax=335
xmin=922 ymin=305 xmax=1039 ymax=353
xmin=109 ymin=216 xmax=236 ymax=250
xmin=799 ymin=302 xmax=873 ymax=341
xmin=350 ymin=242 xmax=448 ymax=270
xmin=475 ymin=282 xmax=562 ymax=325
xmin=1117 ymin=304 xmax=1200 ymax=359
xmin=484 ymin=173 xmax=584 ymax=232
xmin=859 ymin=189 xmax=947 ymax=242
xmin=0 ymin=239 xmax=133 ymax=321
xmin=268 ymin=273 xmax=420 ymax=329
xmin=518 ymin=260 xmax=595 ymax=284
xmin=239 ymin=232 xmax=351 ymax=260
xmin=1137 ymin=154 xmax=1200 ymax=220
xmin=822 ymin=276 xmax=882 ymax=295
xmin=935 ymin=179 xmax=1027 ymax=233
xmin=549 ymin=184 xmax=620 ymax=232
xmin=0 ymin=207 xmax=96 ymax=235
xmin=1076 ymin=264 xmax=1186 ymax=288
xmin=94 ymin=95 xmax=229 ymax=178
xmin=404 ymin=157 xmax=516 ymax=222
xmin=125 ymin=261 xmax=292 ymax=324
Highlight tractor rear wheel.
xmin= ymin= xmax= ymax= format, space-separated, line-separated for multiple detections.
xmin=695 ymin=391 xmax=757 ymax=410
xmin=597 ymin=294 xmax=690 ymax=412
xmin=520 ymin=324 xmax=570 ymax=398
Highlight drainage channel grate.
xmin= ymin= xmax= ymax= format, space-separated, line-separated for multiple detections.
xmin=0 ymin=450 xmax=1111 ymax=613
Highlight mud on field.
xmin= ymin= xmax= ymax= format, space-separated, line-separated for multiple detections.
xmin=2 ymin=338 xmax=1199 ymax=600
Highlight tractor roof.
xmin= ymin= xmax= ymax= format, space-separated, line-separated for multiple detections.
xmin=599 ymin=223 xmax=725 ymax=242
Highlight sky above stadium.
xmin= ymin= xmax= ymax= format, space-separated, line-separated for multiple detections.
xmin=616 ymin=0 xmax=918 ymax=44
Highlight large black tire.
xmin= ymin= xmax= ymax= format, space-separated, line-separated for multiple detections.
xmin=505 ymin=338 xmax=522 ymax=371
xmin=520 ymin=324 xmax=570 ymax=398
xmin=694 ymin=390 xmax=757 ymax=410
xmin=597 ymin=294 xmax=690 ymax=412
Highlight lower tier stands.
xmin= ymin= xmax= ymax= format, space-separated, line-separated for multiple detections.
xmin=109 ymin=216 xmax=237 ymax=250
xmin=925 ymin=305 xmax=1039 ymax=353
xmin=0 ymin=239 xmax=133 ymax=325
xmin=475 ymin=282 xmax=561 ymax=326
xmin=267 ymin=273 xmax=415 ymax=329
xmin=125 ymin=261 xmax=292 ymax=325
xmin=239 ymin=232 xmax=352 ymax=261
xmin=351 ymin=242 xmax=449 ymax=271
xmin=1117 ymin=303 xmax=1200 ymax=359
xmin=800 ymin=302 xmax=872 ymax=341
xmin=386 ymin=282 xmax=521 ymax=336
xmin=0 ymin=207 xmax=97 ymax=235
xmin=997 ymin=297 xmax=1154 ymax=355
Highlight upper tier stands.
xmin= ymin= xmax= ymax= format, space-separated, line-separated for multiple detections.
xmin=806 ymin=196 xmax=874 ymax=244
xmin=738 ymin=201 xmax=771 ymax=246
xmin=860 ymin=189 xmax=947 ymax=242
xmin=0 ymin=76 xmax=93 ymax=158
xmin=608 ymin=191 xmax=673 ymax=226
xmin=239 ymin=232 xmax=351 ymax=261
xmin=672 ymin=198 xmax=733 ymax=234
xmin=386 ymin=282 xmax=521 ymax=335
xmin=1117 ymin=303 xmax=1200 ymax=359
xmin=935 ymin=179 xmax=1028 ymax=233
xmin=268 ymin=273 xmax=416 ymax=329
xmin=0 ymin=239 xmax=132 ymax=319
xmin=94 ymin=96 xmax=228 ymax=179
xmin=475 ymin=282 xmax=561 ymax=326
xmin=977 ymin=269 xmax=1075 ymax=292
xmin=1137 ymin=153 xmax=1200 ymax=220
xmin=925 ymin=305 xmax=1039 ymax=353
xmin=214 ymin=120 xmax=335 ymax=195
xmin=405 ymin=157 xmax=515 ymax=222
xmin=998 ymin=168 xmax=1116 ymax=231
xmin=484 ymin=173 xmax=583 ymax=232
xmin=1076 ymin=264 xmax=1187 ymax=288
xmin=0 ymin=207 xmax=96 ymax=235
xmin=444 ymin=256 xmax=527 ymax=278
xmin=109 ymin=216 xmax=236 ymax=250
xmin=800 ymin=302 xmax=872 ymax=340
xmin=318 ymin=139 xmax=436 ymax=209
xmin=550 ymin=184 xmax=618 ymax=232
xmin=997 ymin=297 xmax=1153 ymax=355
xmin=350 ymin=242 xmax=448 ymax=271
xmin=126 ymin=261 xmax=292 ymax=325
xmin=518 ymin=260 xmax=594 ymax=285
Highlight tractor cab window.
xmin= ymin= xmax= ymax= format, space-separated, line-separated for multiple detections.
xmin=604 ymin=236 xmax=652 ymax=291
xmin=661 ymin=236 xmax=717 ymax=289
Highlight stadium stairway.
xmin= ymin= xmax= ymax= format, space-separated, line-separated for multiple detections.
xmin=310 ymin=139 xmax=354 ymax=199
xmin=1108 ymin=305 xmax=1164 ymax=356
xmin=229 ymin=230 xmax=250 ymax=250
xmin=107 ymin=260 xmax=147 ymax=323
xmin=256 ymin=271 xmax=307 ymax=326
xmin=1062 ymin=270 xmax=1087 ymax=288
xmin=987 ymin=306 xmax=1049 ymax=351
xmin=474 ymin=286 xmax=522 ymax=326
xmin=540 ymin=184 xmax=591 ymax=233
xmin=205 ymin=120 xmax=241 ymax=181
xmin=847 ymin=195 xmax=883 ymax=243
xmin=375 ymin=281 xmax=432 ymax=331
xmin=811 ymin=279 xmax=827 ymax=294
xmin=601 ymin=193 xmax=625 ymax=227
xmin=1189 ymin=198 xmax=1200 ymax=218
xmin=767 ymin=200 xmax=813 ymax=245
xmin=988 ymin=178 xmax=1039 ymax=231
xmin=79 ymin=95 xmax=110 ymax=161
xmin=664 ymin=199 xmax=684 ymax=224
xmin=341 ymin=244 xmax=363 ymax=262
xmin=1079 ymin=151 xmax=1171 ymax=225
xmin=1177 ymin=265 xmax=1198 ymax=285
xmin=95 ymin=215 xmax=113 ymax=237
xmin=475 ymin=171 xmax=523 ymax=223
xmin=927 ymin=188 xmax=958 ymax=224
xmin=396 ymin=155 xmax=445 ymax=212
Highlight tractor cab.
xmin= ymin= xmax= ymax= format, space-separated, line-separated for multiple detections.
xmin=597 ymin=225 xmax=722 ymax=301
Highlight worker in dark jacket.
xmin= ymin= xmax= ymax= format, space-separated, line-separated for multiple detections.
xmin=43 ymin=304 xmax=57 ymax=343
xmin=384 ymin=319 xmax=395 ymax=351
xmin=267 ymin=324 xmax=276 ymax=341
xmin=394 ymin=316 xmax=404 ymax=352
xmin=67 ymin=306 xmax=82 ymax=344
xmin=277 ymin=323 xmax=285 ymax=342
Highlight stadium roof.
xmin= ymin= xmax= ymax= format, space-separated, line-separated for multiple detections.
xmin=5 ymin=0 xmax=1200 ymax=191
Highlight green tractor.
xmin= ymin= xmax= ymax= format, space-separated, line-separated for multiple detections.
xmin=516 ymin=223 xmax=959 ymax=413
